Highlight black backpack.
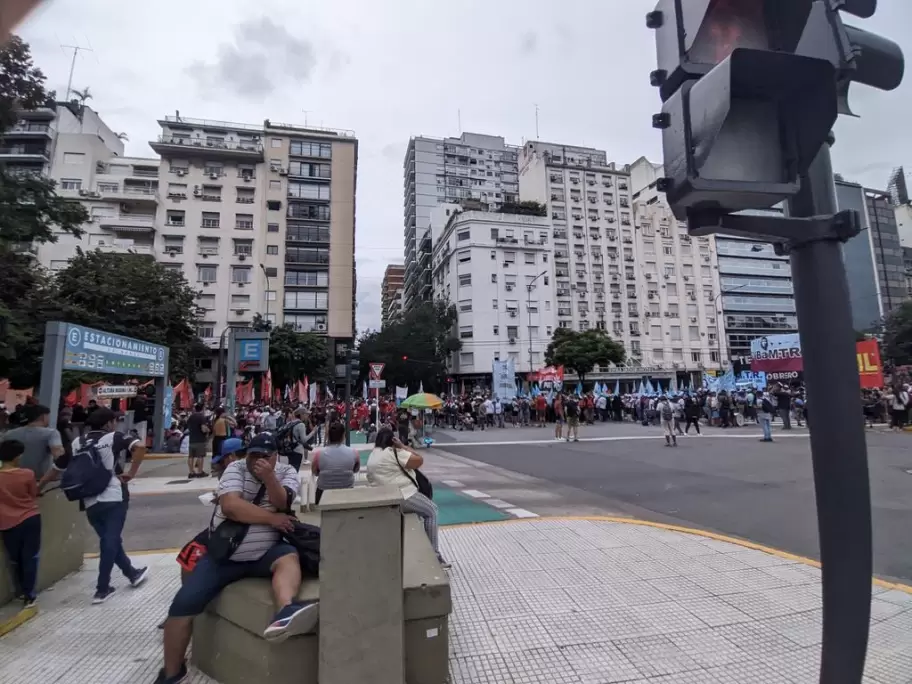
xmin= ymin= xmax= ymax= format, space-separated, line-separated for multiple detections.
xmin=274 ymin=419 xmax=304 ymax=456
xmin=761 ymin=398 xmax=774 ymax=414
xmin=660 ymin=403 xmax=674 ymax=421
xmin=60 ymin=436 xmax=112 ymax=501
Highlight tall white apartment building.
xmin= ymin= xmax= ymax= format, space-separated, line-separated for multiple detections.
xmin=628 ymin=158 xmax=725 ymax=375
xmin=149 ymin=115 xmax=357 ymax=347
xmin=431 ymin=205 xmax=553 ymax=379
xmin=403 ymin=133 xmax=520 ymax=312
xmin=519 ymin=142 xmax=724 ymax=385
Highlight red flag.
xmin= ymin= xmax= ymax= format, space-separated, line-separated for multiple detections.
xmin=261 ymin=369 xmax=272 ymax=403
xmin=63 ymin=390 xmax=78 ymax=407
xmin=274 ymin=388 xmax=281 ymax=404
xmin=302 ymin=376 xmax=310 ymax=404
xmin=203 ymin=384 xmax=212 ymax=405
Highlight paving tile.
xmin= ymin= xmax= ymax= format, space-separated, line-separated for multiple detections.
xmin=865 ymin=647 xmax=912 ymax=684
xmin=679 ymin=595 xmax=753 ymax=627
xmin=758 ymin=610 xmax=822 ymax=648
xmin=473 ymin=591 xmax=533 ymax=619
xmin=500 ymin=647 xmax=582 ymax=683
xmin=487 ymin=615 xmax=557 ymax=653
xmin=720 ymin=591 xmax=799 ymax=620
xmin=714 ymin=621 xmax=804 ymax=660
xmin=870 ymin=598 xmax=910 ymax=622
xmin=517 ymin=588 xmax=581 ymax=615
xmin=538 ymin=612 xmax=613 ymax=647
xmin=666 ymin=627 xmax=749 ymax=667
xmin=648 ymin=576 xmax=712 ymax=601
xmin=450 ymin=654 xmax=516 ymax=684
xmin=612 ymin=634 xmax=702 ymax=677
xmin=561 ymin=641 xmax=644 ymax=683
xmin=630 ymin=600 xmax=709 ymax=635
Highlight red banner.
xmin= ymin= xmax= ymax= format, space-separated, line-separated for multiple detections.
xmin=529 ymin=365 xmax=565 ymax=383
xmin=856 ymin=339 xmax=884 ymax=389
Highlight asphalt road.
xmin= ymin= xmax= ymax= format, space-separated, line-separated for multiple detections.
xmin=439 ymin=428 xmax=912 ymax=581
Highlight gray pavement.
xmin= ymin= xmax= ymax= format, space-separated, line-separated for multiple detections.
xmin=434 ymin=422 xmax=912 ymax=582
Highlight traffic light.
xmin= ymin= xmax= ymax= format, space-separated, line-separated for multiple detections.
xmin=648 ymin=0 xmax=904 ymax=220
xmin=349 ymin=348 xmax=360 ymax=375
xmin=402 ymin=355 xmax=408 ymax=361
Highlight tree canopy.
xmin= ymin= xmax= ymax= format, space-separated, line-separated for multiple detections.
xmin=883 ymin=300 xmax=912 ymax=367
xmin=544 ymin=328 xmax=626 ymax=383
xmin=357 ymin=300 xmax=460 ymax=393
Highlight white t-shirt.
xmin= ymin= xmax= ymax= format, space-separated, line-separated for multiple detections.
xmin=366 ymin=447 xmax=417 ymax=500
xmin=69 ymin=430 xmax=141 ymax=508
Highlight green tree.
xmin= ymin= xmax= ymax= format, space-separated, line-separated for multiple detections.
xmin=52 ymin=251 xmax=207 ymax=380
xmin=357 ymin=300 xmax=460 ymax=393
xmin=0 ymin=36 xmax=89 ymax=385
xmin=544 ymin=328 xmax=626 ymax=384
xmin=498 ymin=200 xmax=547 ymax=217
xmin=267 ymin=323 xmax=330 ymax=389
xmin=883 ymin=300 xmax=912 ymax=367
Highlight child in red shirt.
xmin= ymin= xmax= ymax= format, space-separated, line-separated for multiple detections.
xmin=0 ymin=439 xmax=41 ymax=607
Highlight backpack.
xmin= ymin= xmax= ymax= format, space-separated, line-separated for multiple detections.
xmin=274 ymin=419 xmax=304 ymax=456
xmin=565 ymin=401 xmax=579 ymax=418
xmin=60 ymin=436 xmax=112 ymax=502
xmin=660 ymin=403 xmax=673 ymax=421
xmin=761 ymin=398 xmax=774 ymax=414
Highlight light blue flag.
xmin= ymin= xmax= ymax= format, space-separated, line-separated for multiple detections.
xmin=362 ymin=381 xmax=368 ymax=401
xmin=614 ymin=380 xmax=620 ymax=395
xmin=645 ymin=379 xmax=655 ymax=396
xmin=576 ymin=382 xmax=583 ymax=396
xmin=638 ymin=380 xmax=645 ymax=396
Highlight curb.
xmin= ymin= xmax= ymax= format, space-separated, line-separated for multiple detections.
xmin=445 ymin=515 xmax=912 ymax=595
xmin=0 ymin=605 xmax=38 ymax=637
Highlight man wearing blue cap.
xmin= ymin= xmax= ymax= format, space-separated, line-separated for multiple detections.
xmin=211 ymin=437 xmax=245 ymax=479
xmin=157 ymin=433 xmax=316 ymax=684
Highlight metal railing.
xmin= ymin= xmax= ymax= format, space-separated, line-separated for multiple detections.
xmin=154 ymin=136 xmax=263 ymax=153
xmin=162 ymin=115 xmax=262 ymax=132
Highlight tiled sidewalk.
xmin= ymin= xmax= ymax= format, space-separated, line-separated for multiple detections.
xmin=1 ymin=519 xmax=911 ymax=683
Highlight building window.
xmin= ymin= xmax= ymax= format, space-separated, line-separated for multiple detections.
xmin=493 ymin=325 xmax=499 ymax=335
xmin=197 ymin=323 xmax=215 ymax=338
xmin=231 ymin=266 xmax=251 ymax=283
xmin=287 ymin=203 xmax=329 ymax=221
xmin=235 ymin=214 xmax=254 ymax=230
xmin=289 ymin=141 xmax=332 ymax=158
xmin=233 ymin=239 xmax=253 ymax=256
xmin=263 ymin=267 xmax=277 ymax=277
xmin=284 ymin=290 xmax=329 ymax=310
xmin=459 ymin=325 xmax=473 ymax=339
xmin=271 ymin=138 xmax=283 ymax=148
xmin=459 ymin=299 xmax=472 ymax=312
xmin=459 ymin=352 xmax=474 ymax=366
xmin=197 ymin=265 xmax=217 ymax=283
xmin=63 ymin=152 xmax=84 ymax=164
xmin=60 ymin=178 xmax=82 ymax=190
xmin=288 ymin=182 xmax=331 ymax=200
xmin=524 ymin=252 xmax=535 ymax=264
xmin=457 ymin=230 xmax=470 ymax=242
xmin=266 ymin=245 xmax=279 ymax=255
xmin=492 ymin=299 xmax=498 ymax=309
xmin=269 ymin=180 xmax=281 ymax=191
xmin=201 ymin=212 xmax=220 ymax=229
xmin=458 ymin=274 xmax=472 ymax=287
xmin=267 ymin=223 xmax=280 ymax=233
xmin=458 ymin=251 xmax=471 ymax=263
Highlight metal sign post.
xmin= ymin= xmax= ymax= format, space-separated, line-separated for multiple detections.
xmin=369 ymin=363 xmax=385 ymax=429
xmin=224 ymin=330 xmax=270 ymax=413
xmin=38 ymin=322 xmax=170 ymax=451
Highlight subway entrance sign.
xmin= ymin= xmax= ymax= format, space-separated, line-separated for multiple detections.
xmin=63 ymin=324 xmax=167 ymax=377
xmin=39 ymin=322 xmax=171 ymax=451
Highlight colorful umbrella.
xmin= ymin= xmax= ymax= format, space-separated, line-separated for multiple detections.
xmin=400 ymin=392 xmax=444 ymax=410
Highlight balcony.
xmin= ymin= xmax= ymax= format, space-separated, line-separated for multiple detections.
xmin=94 ymin=240 xmax=155 ymax=256
xmin=96 ymin=214 xmax=156 ymax=233
xmin=0 ymin=145 xmax=49 ymax=162
xmin=149 ymin=136 xmax=264 ymax=161
xmin=9 ymin=242 xmax=38 ymax=257
xmin=4 ymin=123 xmax=52 ymax=139
xmin=95 ymin=185 xmax=159 ymax=203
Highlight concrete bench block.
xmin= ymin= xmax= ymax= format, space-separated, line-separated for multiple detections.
xmin=0 ymin=489 xmax=86 ymax=607
xmin=191 ymin=512 xmax=451 ymax=684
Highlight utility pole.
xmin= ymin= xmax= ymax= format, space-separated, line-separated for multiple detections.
xmin=647 ymin=2 xmax=903 ymax=681
xmin=526 ymin=271 xmax=548 ymax=377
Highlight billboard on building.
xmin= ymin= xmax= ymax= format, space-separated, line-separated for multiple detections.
xmin=750 ymin=333 xmax=885 ymax=388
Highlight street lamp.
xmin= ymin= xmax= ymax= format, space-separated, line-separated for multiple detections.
xmin=526 ymin=271 xmax=549 ymax=375
xmin=713 ymin=282 xmax=749 ymax=372
xmin=259 ymin=263 xmax=272 ymax=323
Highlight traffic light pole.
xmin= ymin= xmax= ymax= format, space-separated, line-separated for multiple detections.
xmin=787 ymin=138 xmax=872 ymax=684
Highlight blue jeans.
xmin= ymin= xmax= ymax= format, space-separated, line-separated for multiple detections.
xmin=760 ymin=413 xmax=773 ymax=441
xmin=86 ymin=501 xmax=136 ymax=592
xmin=168 ymin=542 xmax=298 ymax=617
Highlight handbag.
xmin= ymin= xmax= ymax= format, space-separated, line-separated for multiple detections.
xmin=282 ymin=519 xmax=321 ymax=577
xmin=206 ymin=483 xmax=267 ymax=562
xmin=393 ymin=447 xmax=433 ymax=500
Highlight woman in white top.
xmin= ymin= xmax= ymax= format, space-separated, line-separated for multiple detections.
xmin=366 ymin=428 xmax=449 ymax=567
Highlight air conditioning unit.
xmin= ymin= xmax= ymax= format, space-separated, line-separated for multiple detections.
xmin=78 ymin=189 xmax=88 ymax=196
xmin=505 ymin=285 xmax=513 ymax=291
xmin=690 ymin=317 xmax=698 ymax=323
xmin=243 ymin=176 xmax=252 ymax=183
xmin=648 ymin=293 xmax=655 ymax=299
xmin=683 ymin=276 xmax=690 ymax=281
xmin=237 ymin=254 xmax=247 ymax=261
xmin=509 ymin=311 xmax=517 ymax=318
xmin=193 ymin=189 xmax=202 ymax=197
xmin=279 ymin=169 xmax=288 ymax=176
xmin=645 ymin=273 xmax=653 ymax=280
xmin=234 ymin=309 xmax=245 ymax=315
xmin=210 ymin=173 xmax=219 ymax=180
xmin=509 ymin=337 xmax=517 ymax=344
xmin=645 ymin=311 xmax=652 ymax=317
xmin=237 ymin=282 xmax=246 ymax=287
xmin=176 ymin=170 xmax=186 ymax=177
xmin=315 ymin=323 xmax=327 ymax=332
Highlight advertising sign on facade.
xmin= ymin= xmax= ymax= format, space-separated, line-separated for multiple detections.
xmin=751 ymin=333 xmax=886 ymax=388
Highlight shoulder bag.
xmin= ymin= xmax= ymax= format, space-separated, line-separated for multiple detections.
xmin=206 ymin=483 xmax=267 ymax=562
xmin=393 ymin=447 xmax=433 ymax=500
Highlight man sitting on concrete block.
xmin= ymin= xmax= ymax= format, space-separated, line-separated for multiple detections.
xmin=155 ymin=433 xmax=318 ymax=684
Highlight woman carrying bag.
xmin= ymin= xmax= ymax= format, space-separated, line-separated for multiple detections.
xmin=366 ymin=428 xmax=449 ymax=568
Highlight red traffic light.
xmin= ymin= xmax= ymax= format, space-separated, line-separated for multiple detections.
xmin=402 ymin=355 xmax=408 ymax=361
xmin=689 ymin=0 xmax=768 ymax=66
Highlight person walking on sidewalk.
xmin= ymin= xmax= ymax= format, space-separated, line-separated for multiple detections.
xmin=0 ymin=440 xmax=41 ymax=608
xmin=185 ymin=404 xmax=210 ymax=478
xmin=683 ymin=394 xmax=701 ymax=435
xmin=658 ymin=396 xmax=677 ymax=447
xmin=67 ymin=408 xmax=149 ymax=603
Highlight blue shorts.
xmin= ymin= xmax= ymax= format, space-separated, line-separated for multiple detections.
xmin=168 ymin=542 xmax=298 ymax=617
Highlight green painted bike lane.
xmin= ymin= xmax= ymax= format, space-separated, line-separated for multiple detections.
xmin=355 ymin=446 xmax=510 ymax=526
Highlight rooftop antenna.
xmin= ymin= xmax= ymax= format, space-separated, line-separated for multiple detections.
xmin=302 ymin=110 xmax=311 ymax=127
xmin=534 ymin=104 xmax=540 ymax=139
xmin=457 ymin=109 xmax=462 ymax=135
xmin=61 ymin=43 xmax=93 ymax=101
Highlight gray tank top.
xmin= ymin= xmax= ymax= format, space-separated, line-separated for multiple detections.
xmin=316 ymin=444 xmax=358 ymax=491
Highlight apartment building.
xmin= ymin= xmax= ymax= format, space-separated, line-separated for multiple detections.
xmin=431 ymin=205 xmax=553 ymax=380
xmin=402 ymin=133 xmax=520 ymax=313
xmin=0 ymin=98 xmax=58 ymax=179
xmin=149 ymin=115 xmax=358 ymax=347
xmin=381 ymin=264 xmax=405 ymax=327
xmin=834 ymin=179 xmax=908 ymax=331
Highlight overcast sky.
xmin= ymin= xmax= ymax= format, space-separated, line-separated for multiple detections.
xmin=20 ymin=0 xmax=912 ymax=331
